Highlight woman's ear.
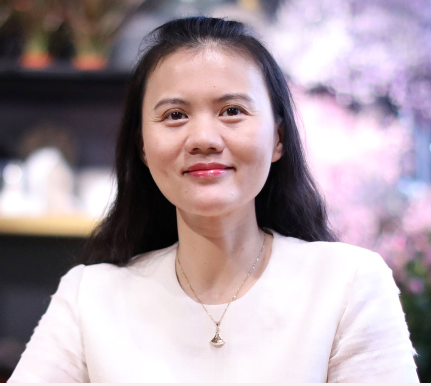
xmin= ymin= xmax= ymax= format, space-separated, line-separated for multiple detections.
xmin=136 ymin=131 xmax=148 ymax=166
xmin=272 ymin=122 xmax=284 ymax=163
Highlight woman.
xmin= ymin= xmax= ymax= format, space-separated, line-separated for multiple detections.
xmin=9 ymin=17 xmax=418 ymax=382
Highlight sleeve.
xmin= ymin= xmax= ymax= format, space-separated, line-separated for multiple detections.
xmin=327 ymin=252 xmax=419 ymax=383
xmin=7 ymin=264 xmax=90 ymax=383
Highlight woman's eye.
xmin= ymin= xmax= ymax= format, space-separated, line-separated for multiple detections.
xmin=168 ymin=111 xmax=187 ymax=120
xmin=222 ymin=107 xmax=242 ymax=117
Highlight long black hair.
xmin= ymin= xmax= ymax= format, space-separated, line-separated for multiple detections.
xmin=80 ymin=16 xmax=337 ymax=266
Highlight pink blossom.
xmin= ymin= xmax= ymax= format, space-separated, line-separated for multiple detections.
xmin=408 ymin=278 xmax=425 ymax=294
xmin=292 ymin=89 xmax=431 ymax=284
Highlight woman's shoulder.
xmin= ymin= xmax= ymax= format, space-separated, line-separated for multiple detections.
xmin=271 ymin=230 xmax=391 ymax=281
xmin=270 ymin=231 xmax=400 ymax=319
xmin=62 ymin=242 xmax=179 ymax=288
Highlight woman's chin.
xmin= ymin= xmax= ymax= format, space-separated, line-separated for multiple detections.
xmin=176 ymin=197 xmax=251 ymax=218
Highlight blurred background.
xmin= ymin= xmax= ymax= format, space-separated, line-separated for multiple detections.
xmin=0 ymin=0 xmax=430 ymax=381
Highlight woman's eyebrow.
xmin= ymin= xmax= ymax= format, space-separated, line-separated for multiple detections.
xmin=153 ymin=98 xmax=190 ymax=111
xmin=215 ymin=93 xmax=255 ymax=105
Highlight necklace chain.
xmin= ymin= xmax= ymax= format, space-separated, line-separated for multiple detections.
xmin=176 ymin=232 xmax=266 ymax=328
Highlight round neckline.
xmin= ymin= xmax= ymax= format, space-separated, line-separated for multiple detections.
xmin=170 ymin=230 xmax=279 ymax=307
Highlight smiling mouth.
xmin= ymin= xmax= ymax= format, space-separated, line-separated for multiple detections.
xmin=184 ymin=163 xmax=233 ymax=177
xmin=185 ymin=168 xmax=233 ymax=177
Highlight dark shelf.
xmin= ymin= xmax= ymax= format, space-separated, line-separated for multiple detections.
xmin=0 ymin=65 xmax=131 ymax=166
xmin=0 ymin=66 xmax=131 ymax=103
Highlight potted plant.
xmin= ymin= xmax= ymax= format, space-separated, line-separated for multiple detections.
xmin=65 ymin=0 xmax=142 ymax=70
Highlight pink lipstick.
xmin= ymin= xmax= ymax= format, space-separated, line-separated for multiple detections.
xmin=184 ymin=163 xmax=233 ymax=177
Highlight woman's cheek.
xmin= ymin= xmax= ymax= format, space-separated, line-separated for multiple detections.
xmin=234 ymin=139 xmax=270 ymax=168
xmin=145 ymin=136 xmax=177 ymax=177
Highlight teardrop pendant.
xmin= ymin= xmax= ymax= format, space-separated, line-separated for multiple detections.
xmin=210 ymin=326 xmax=225 ymax=347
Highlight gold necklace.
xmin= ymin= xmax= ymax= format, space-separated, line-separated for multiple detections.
xmin=176 ymin=232 xmax=266 ymax=348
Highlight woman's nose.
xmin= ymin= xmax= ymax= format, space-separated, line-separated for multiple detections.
xmin=184 ymin=116 xmax=225 ymax=155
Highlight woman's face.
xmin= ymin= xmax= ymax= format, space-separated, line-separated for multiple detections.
xmin=141 ymin=47 xmax=283 ymax=217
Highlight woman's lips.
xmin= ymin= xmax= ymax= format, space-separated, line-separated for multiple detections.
xmin=184 ymin=163 xmax=233 ymax=178
xmin=186 ymin=169 xmax=231 ymax=177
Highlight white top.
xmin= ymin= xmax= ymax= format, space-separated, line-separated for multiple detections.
xmin=8 ymin=232 xmax=418 ymax=383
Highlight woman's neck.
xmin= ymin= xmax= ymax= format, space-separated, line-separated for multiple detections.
xmin=175 ymin=204 xmax=272 ymax=305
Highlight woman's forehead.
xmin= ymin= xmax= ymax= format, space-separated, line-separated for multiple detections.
xmin=153 ymin=44 xmax=258 ymax=73
xmin=144 ymin=47 xmax=268 ymax=105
